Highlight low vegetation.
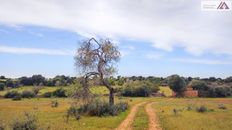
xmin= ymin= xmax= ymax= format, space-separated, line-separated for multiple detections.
xmin=154 ymin=98 xmax=232 ymax=130
xmin=11 ymin=112 xmax=38 ymax=130
xmin=121 ymin=81 xmax=159 ymax=97
xmin=69 ymin=99 xmax=128 ymax=117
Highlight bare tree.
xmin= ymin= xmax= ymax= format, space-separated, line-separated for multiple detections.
xmin=74 ymin=38 xmax=120 ymax=105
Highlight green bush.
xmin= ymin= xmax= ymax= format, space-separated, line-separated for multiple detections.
xmin=53 ymin=88 xmax=67 ymax=97
xmin=42 ymin=88 xmax=67 ymax=98
xmin=209 ymin=87 xmax=232 ymax=97
xmin=11 ymin=112 xmax=37 ymax=130
xmin=0 ymin=83 xmax=5 ymax=91
xmin=43 ymin=92 xmax=53 ymax=98
xmin=12 ymin=95 xmax=22 ymax=101
xmin=121 ymin=81 xmax=159 ymax=97
xmin=69 ymin=100 xmax=128 ymax=117
xmin=4 ymin=91 xmax=21 ymax=98
xmin=21 ymin=90 xmax=35 ymax=98
xmin=196 ymin=105 xmax=208 ymax=113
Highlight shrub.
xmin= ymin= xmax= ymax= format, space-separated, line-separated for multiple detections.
xmin=69 ymin=100 xmax=128 ymax=117
xmin=11 ymin=112 xmax=37 ymax=130
xmin=43 ymin=92 xmax=53 ymax=98
xmin=0 ymin=83 xmax=5 ymax=91
xmin=51 ymin=100 xmax=59 ymax=107
xmin=21 ymin=90 xmax=35 ymax=98
xmin=209 ymin=87 xmax=232 ymax=97
xmin=218 ymin=104 xmax=227 ymax=109
xmin=167 ymin=75 xmax=186 ymax=97
xmin=0 ymin=121 xmax=4 ymax=130
xmin=196 ymin=105 xmax=208 ymax=113
xmin=12 ymin=95 xmax=22 ymax=101
xmin=190 ymin=80 xmax=208 ymax=91
xmin=53 ymin=88 xmax=67 ymax=97
xmin=121 ymin=81 xmax=159 ymax=97
xmin=4 ymin=91 xmax=21 ymax=98
xmin=66 ymin=106 xmax=81 ymax=122
xmin=32 ymin=87 xmax=41 ymax=95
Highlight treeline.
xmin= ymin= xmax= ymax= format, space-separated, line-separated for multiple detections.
xmin=0 ymin=75 xmax=76 ymax=88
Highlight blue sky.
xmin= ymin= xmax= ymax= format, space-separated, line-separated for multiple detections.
xmin=0 ymin=0 xmax=232 ymax=78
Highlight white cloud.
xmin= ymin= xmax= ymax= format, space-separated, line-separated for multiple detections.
xmin=0 ymin=0 xmax=231 ymax=56
xmin=172 ymin=58 xmax=232 ymax=65
xmin=0 ymin=45 xmax=73 ymax=56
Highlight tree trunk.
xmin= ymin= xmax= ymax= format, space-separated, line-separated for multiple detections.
xmin=109 ymin=88 xmax=114 ymax=105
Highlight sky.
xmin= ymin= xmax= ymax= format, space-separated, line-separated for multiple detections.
xmin=0 ymin=0 xmax=232 ymax=78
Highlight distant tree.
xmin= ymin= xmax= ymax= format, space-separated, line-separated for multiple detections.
xmin=75 ymin=38 xmax=120 ymax=105
xmin=0 ymin=76 xmax=6 ymax=79
xmin=167 ymin=75 xmax=186 ymax=97
xmin=31 ymin=75 xmax=45 ymax=86
xmin=6 ymin=79 xmax=14 ymax=88
xmin=0 ymin=83 xmax=5 ymax=91
xmin=19 ymin=77 xmax=33 ymax=86
xmin=208 ymin=77 xmax=217 ymax=82
xmin=189 ymin=80 xmax=208 ymax=91
xmin=225 ymin=76 xmax=232 ymax=83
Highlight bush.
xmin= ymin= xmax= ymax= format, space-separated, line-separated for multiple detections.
xmin=167 ymin=75 xmax=186 ymax=97
xmin=0 ymin=83 xmax=5 ymax=91
xmin=190 ymin=80 xmax=208 ymax=91
xmin=51 ymin=100 xmax=59 ymax=107
xmin=4 ymin=91 xmax=21 ymax=98
xmin=196 ymin=105 xmax=208 ymax=113
xmin=218 ymin=104 xmax=227 ymax=109
xmin=21 ymin=90 xmax=35 ymax=98
xmin=12 ymin=95 xmax=22 ymax=101
xmin=43 ymin=92 xmax=53 ymax=98
xmin=53 ymin=88 xmax=67 ymax=97
xmin=11 ymin=112 xmax=37 ymax=130
xmin=32 ymin=87 xmax=41 ymax=95
xmin=69 ymin=100 xmax=128 ymax=117
xmin=0 ymin=121 xmax=5 ymax=130
xmin=121 ymin=81 xmax=159 ymax=97
xmin=209 ymin=87 xmax=232 ymax=97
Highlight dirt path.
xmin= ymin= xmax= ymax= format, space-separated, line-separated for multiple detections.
xmin=115 ymin=102 xmax=146 ymax=130
xmin=145 ymin=102 xmax=162 ymax=130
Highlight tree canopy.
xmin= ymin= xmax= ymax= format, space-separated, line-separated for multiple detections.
xmin=75 ymin=38 xmax=120 ymax=105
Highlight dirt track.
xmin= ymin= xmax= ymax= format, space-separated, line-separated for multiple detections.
xmin=115 ymin=102 xmax=146 ymax=130
xmin=115 ymin=101 xmax=162 ymax=130
xmin=145 ymin=102 xmax=162 ymax=130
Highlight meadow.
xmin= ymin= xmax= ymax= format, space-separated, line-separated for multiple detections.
xmin=0 ymin=86 xmax=232 ymax=130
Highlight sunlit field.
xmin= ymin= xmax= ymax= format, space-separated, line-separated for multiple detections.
xmin=0 ymin=96 xmax=231 ymax=130
xmin=153 ymin=98 xmax=232 ymax=130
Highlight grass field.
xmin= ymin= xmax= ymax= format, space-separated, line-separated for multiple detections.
xmin=153 ymin=98 xmax=232 ymax=130
xmin=0 ymin=86 xmax=232 ymax=130
xmin=0 ymin=97 xmax=143 ymax=130
xmin=0 ymin=86 xmax=109 ymax=97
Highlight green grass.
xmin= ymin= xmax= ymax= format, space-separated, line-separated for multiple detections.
xmin=159 ymin=86 xmax=172 ymax=97
xmin=0 ymin=86 xmax=67 ymax=96
xmin=132 ymin=105 xmax=149 ymax=130
xmin=90 ymin=86 xmax=109 ymax=95
xmin=0 ymin=86 xmax=232 ymax=130
xmin=0 ymin=85 xmax=111 ymax=97
xmin=0 ymin=97 xmax=146 ymax=130
xmin=153 ymin=98 xmax=232 ymax=130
